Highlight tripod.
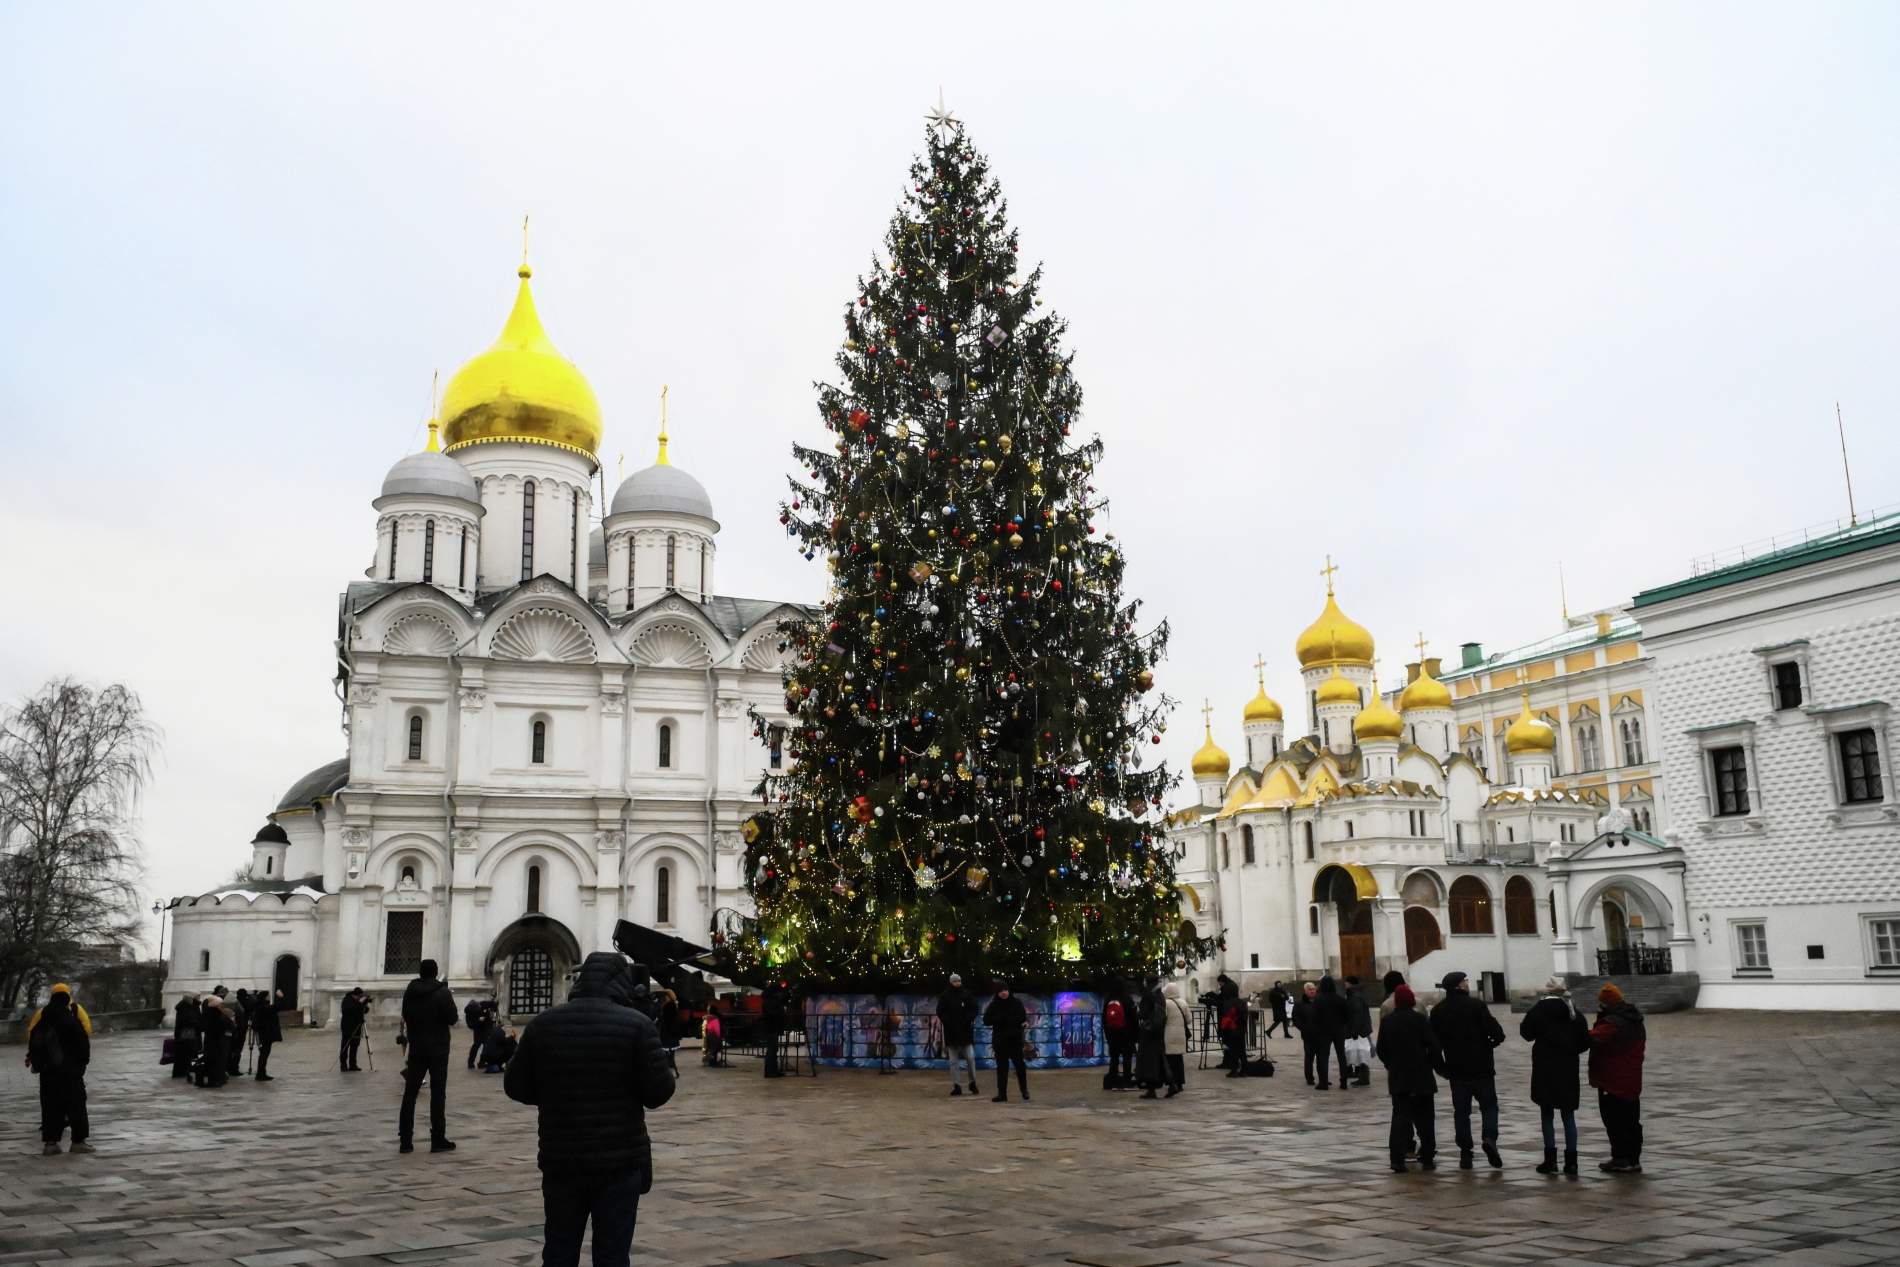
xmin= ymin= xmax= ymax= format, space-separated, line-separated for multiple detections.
xmin=359 ymin=1023 xmax=374 ymax=1072
xmin=244 ymin=1026 xmax=256 ymax=1077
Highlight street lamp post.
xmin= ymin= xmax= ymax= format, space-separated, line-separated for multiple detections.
xmin=152 ymin=899 xmax=167 ymax=966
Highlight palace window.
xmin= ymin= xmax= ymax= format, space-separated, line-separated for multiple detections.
xmin=1620 ymin=716 xmax=1645 ymax=765
xmin=1774 ymin=660 xmax=1804 ymax=711
xmin=407 ymin=714 xmax=423 ymax=761
xmin=526 ymin=864 xmax=541 ymax=914
xmin=384 ymin=911 xmax=423 ymax=975
xmin=656 ymin=864 xmax=671 ymax=925
xmin=531 ymin=720 xmax=547 ymax=765
xmin=1710 ymin=746 xmax=1749 ymax=816
xmin=1241 ymin=824 xmax=1255 ymax=864
xmin=1839 ymin=729 xmax=1884 ymax=804
xmin=1736 ymin=921 xmax=1770 ymax=971
xmin=1449 ymin=876 xmax=1493 ymax=935
xmin=520 ymin=479 xmax=537 ymax=581
xmin=666 ymin=534 xmax=677 ymax=589
xmin=1575 ymin=723 xmax=1601 ymax=772
xmin=1504 ymin=876 xmax=1538 ymax=934
xmin=1633 ymin=806 xmax=1652 ymax=832
xmin=658 ymin=723 xmax=673 ymax=769
xmin=1404 ymin=907 xmax=1443 ymax=962
xmin=422 ymin=519 xmax=435 ymax=583
xmin=1869 ymin=918 xmax=1900 ymax=969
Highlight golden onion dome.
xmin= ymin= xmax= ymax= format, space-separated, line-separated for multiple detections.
xmin=1505 ymin=693 xmax=1556 ymax=754
xmin=1190 ymin=726 xmax=1231 ymax=778
xmin=1243 ymin=678 xmax=1283 ymax=723
xmin=1296 ymin=590 xmax=1375 ymax=667
xmin=1399 ymin=663 xmax=1454 ymax=712
xmin=1315 ymin=664 xmax=1362 ymax=706
xmin=440 ymin=265 xmax=602 ymax=459
xmin=1353 ymin=692 xmax=1405 ymax=742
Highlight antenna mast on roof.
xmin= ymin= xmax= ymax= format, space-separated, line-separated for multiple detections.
xmin=1837 ymin=402 xmax=1858 ymax=528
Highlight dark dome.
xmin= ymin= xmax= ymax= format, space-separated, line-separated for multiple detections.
xmin=275 ymin=758 xmax=350 ymax=814
xmin=252 ymin=822 xmax=290 ymax=845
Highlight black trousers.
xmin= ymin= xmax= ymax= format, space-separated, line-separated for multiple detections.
xmin=1390 ymin=1093 xmax=1436 ymax=1161
xmin=1304 ymin=1037 xmax=1348 ymax=1085
xmin=38 ymin=1069 xmax=88 ymax=1143
xmin=340 ymin=1027 xmax=362 ymax=1070
xmin=1109 ymin=1044 xmax=1135 ymax=1082
xmin=1220 ymin=1033 xmax=1244 ymax=1069
xmin=1266 ymin=1014 xmax=1292 ymax=1038
xmin=467 ymin=1021 xmax=490 ymax=1068
xmin=764 ymin=1028 xmax=781 ymax=1076
xmin=227 ymin=1028 xmax=247 ymax=1075
xmin=170 ymin=1037 xmax=196 ymax=1078
xmin=542 ymin=1169 xmax=642 ymax=1267
xmin=200 ymin=1036 xmax=229 ymax=1086
xmin=399 ymin=1047 xmax=450 ymax=1144
xmin=993 ymin=1045 xmax=1028 ymax=1097
xmin=1165 ymin=1053 xmax=1185 ymax=1090
xmin=1598 ymin=1089 xmax=1642 ymax=1161
xmin=255 ymin=1040 xmax=275 ymax=1079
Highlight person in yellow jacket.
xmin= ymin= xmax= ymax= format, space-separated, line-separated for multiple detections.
xmin=26 ymin=984 xmax=94 ymax=1154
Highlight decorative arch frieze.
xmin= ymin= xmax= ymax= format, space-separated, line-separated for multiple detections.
xmin=631 ymin=622 xmax=713 ymax=669
xmin=493 ymin=608 xmax=597 ymax=664
xmin=383 ymin=614 xmax=458 ymax=657
xmin=473 ymin=831 xmax=596 ymax=888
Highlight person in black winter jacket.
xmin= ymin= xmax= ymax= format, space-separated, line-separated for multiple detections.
xmin=1520 ymin=976 xmax=1590 ymax=1175
xmin=1375 ymin=984 xmax=1443 ymax=1172
xmin=1344 ymin=976 xmax=1374 ymax=1086
xmin=982 ymin=983 xmax=1030 ymax=1102
xmin=465 ymin=997 xmax=494 ymax=1069
xmin=251 ymin=989 xmax=285 ymax=1081
xmin=936 ymin=974 xmax=980 ymax=1096
xmin=1428 ymin=971 xmax=1506 ymax=1169
xmin=29 ymin=986 xmax=92 ymax=1154
xmin=339 ymin=988 xmax=370 ymax=1072
xmin=506 ymin=951 xmax=675 ymax=1267
xmin=197 ymin=996 xmax=233 ymax=1088
xmin=397 ymin=959 xmax=458 ymax=1153
xmin=171 ymin=994 xmax=201 ymax=1081
xmin=1309 ymin=977 xmax=1352 ymax=1090
xmin=1103 ymin=977 xmax=1139 ymax=1088
xmin=227 ymin=990 xmax=251 ymax=1077
xmin=1134 ymin=975 xmax=1166 ymax=1097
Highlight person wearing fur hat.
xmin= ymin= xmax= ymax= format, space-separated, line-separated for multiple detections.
xmin=1588 ymin=982 xmax=1647 ymax=1173
xmin=1520 ymin=976 xmax=1590 ymax=1174
xmin=1375 ymin=984 xmax=1444 ymax=1173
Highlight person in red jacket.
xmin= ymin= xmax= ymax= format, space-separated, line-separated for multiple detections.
xmin=1587 ymin=982 xmax=1646 ymax=1173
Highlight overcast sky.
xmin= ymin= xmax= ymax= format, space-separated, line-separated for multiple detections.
xmin=3 ymin=6 xmax=1896 ymax=954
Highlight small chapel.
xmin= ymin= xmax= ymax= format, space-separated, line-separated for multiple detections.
xmin=1167 ymin=570 xmax=1599 ymax=1001
xmin=162 ymin=259 xmax=809 ymax=1025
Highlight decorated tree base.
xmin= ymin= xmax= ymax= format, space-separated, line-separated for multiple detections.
xmin=806 ymin=990 xmax=1106 ymax=1069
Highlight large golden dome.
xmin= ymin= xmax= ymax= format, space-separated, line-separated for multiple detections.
xmin=1354 ymin=693 xmax=1405 ymax=742
xmin=1399 ymin=663 xmax=1454 ymax=712
xmin=1190 ymin=726 xmax=1231 ymax=778
xmin=1505 ymin=694 xmax=1556 ymax=754
xmin=440 ymin=266 xmax=602 ymax=459
xmin=1315 ymin=664 xmax=1362 ymax=706
xmin=1296 ymin=591 xmax=1375 ymax=667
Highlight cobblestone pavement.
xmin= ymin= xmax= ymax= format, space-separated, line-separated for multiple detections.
xmin=3 ymin=1007 xmax=1898 ymax=1267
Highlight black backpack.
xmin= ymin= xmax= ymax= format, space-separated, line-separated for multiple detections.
xmin=28 ymin=1015 xmax=63 ymax=1072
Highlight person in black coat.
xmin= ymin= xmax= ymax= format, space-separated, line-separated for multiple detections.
xmin=1344 ymin=976 xmax=1374 ymax=1086
xmin=171 ymin=994 xmax=201 ymax=1081
xmin=1103 ymin=976 xmax=1139 ymax=1088
xmin=1375 ymin=984 xmax=1444 ymax=1172
xmin=250 ymin=989 xmax=285 ymax=1081
xmin=465 ymin=997 xmax=494 ymax=1069
xmin=1309 ymin=977 xmax=1352 ymax=1090
xmin=339 ymin=987 xmax=370 ymax=1072
xmin=505 ymin=951 xmax=675 ymax=1267
xmin=1429 ymin=971 xmax=1506 ymax=1169
xmin=1264 ymin=982 xmax=1292 ymax=1039
xmin=397 ymin=959 xmax=458 ymax=1153
xmin=761 ymin=982 xmax=789 ymax=1078
xmin=197 ymin=997 xmax=233 ymax=1088
xmin=936 ymin=974 xmax=980 ymax=1096
xmin=982 ymin=982 xmax=1030 ymax=1102
xmin=30 ymin=986 xmax=92 ymax=1154
xmin=1520 ymin=975 xmax=1590 ymax=1175
xmin=480 ymin=1023 xmax=519 ymax=1072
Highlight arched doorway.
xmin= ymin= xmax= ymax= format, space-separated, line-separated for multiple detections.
xmin=1314 ymin=865 xmax=1378 ymax=982
xmin=273 ymin=955 xmax=300 ymax=1010
xmin=484 ymin=914 xmax=582 ymax=1021
xmin=1603 ymin=896 xmax=1630 ymax=950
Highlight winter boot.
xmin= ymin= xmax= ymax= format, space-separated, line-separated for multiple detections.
xmin=1563 ymin=1150 xmax=1579 ymax=1175
xmin=1535 ymin=1147 xmax=1559 ymax=1174
xmin=1483 ymin=1142 xmax=1503 ymax=1169
xmin=1459 ymin=1149 xmax=1474 ymax=1170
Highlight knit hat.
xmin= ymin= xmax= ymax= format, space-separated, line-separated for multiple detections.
xmin=1598 ymin=982 xmax=1624 ymax=1005
xmin=49 ymin=982 xmax=71 ymax=997
xmin=1392 ymin=984 xmax=1417 ymax=1009
xmin=1544 ymin=976 xmax=1568 ymax=994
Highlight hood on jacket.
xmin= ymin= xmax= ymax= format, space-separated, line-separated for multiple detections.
xmin=1599 ymin=1001 xmax=1647 ymax=1042
xmin=572 ymin=952 xmax=634 ymax=1005
xmin=1318 ymin=976 xmax=1337 ymax=995
xmin=1162 ymin=981 xmax=1183 ymax=1000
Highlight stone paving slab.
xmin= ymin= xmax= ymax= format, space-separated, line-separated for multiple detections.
xmin=1 ymin=1009 xmax=1896 ymax=1266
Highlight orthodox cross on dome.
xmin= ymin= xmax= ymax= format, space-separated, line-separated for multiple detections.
xmin=1415 ymin=632 xmax=1429 ymax=661
xmin=925 ymin=87 xmax=957 ymax=137
xmin=520 ymin=213 xmax=532 ymax=279
xmin=657 ymin=384 xmax=671 ymax=465
xmin=1253 ymin=653 xmax=1268 ymax=686
xmin=1201 ymin=698 xmax=1214 ymax=731
xmin=1319 ymin=555 xmax=1339 ymax=595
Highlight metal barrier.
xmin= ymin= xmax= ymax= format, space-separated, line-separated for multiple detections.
xmin=1597 ymin=946 xmax=1673 ymax=976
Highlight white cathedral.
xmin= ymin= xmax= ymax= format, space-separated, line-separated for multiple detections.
xmin=163 ymin=262 xmax=807 ymax=1023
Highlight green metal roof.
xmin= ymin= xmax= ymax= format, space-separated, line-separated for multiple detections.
xmin=1434 ymin=611 xmax=1643 ymax=686
xmin=1633 ymin=512 xmax=1900 ymax=608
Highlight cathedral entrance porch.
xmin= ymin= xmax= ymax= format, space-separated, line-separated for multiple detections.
xmin=484 ymin=914 xmax=582 ymax=1021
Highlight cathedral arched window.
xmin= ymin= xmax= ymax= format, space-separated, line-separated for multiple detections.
xmin=526 ymin=864 xmax=541 ymax=914
xmin=422 ymin=519 xmax=435 ymax=583
xmin=531 ymin=719 xmax=547 ymax=765
xmin=1272 ymin=735 xmax=1281 ymax=760
xmin=1220 ymin=834 xmax=1229 ymax=869
xmin=1303 ymin=820 xmax=1315 ymax=860
xmin=407 ymin=714 xmax=423 ymax=761
xmin=458 ymin=524 xmax=469 ymax=589
xmin=699 ymin=541 xmax=708 ymax=600
xmin=1241 ymin=824 xmax=1255 ymax=864
xmin=658 ymin=723 xmax=672 ymax=769
xmin=264 ymin=855 xmax=273 ymax=875
xmin=1449 ymin=876 xmax=1493 ymax=935
xmin=400 ymin=864 xmax=416 ymax=885
xmin=520 ymin=479 xmax=537 ymax=582
xmin=1504 ymin=875 xmax=1538 ymax=935
xmin=656 ymin=864 xmax=671 ymax=925
xmin=570 ymin=495 xmax=580 ymax=586
xmin=387 ymin=522 xmax=399 ymax=580
xmin=666 ymin=535 xmax=677 ymax=589
xmin=626 ymin=534 xmax=636 ymax=602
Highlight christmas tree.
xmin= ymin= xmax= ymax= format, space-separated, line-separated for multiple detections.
xmin=736 ymin=118 xmax=1212 ymax=990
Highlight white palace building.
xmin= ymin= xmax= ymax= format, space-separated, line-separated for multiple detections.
xmin=163 ymin=262 xmax=806 ymax=1023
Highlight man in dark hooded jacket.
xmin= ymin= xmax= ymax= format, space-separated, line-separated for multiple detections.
xmin=397 ymin=959 xmax=458 ymax=1153
xmin=506 ymin=951 xmax=675 ymax=1267
xmin=1429 ymin=971 xmax=1505 ymax=1169
xmin=1309 ymin=977 xmax=1352 ymax=1090
xmin=251 ymin=988 xmax=285 ymax=1081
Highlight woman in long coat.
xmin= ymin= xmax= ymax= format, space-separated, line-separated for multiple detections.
xmin=1519 ymin=975 xmax=1590 ymax=1174
xmin=1134 ymin=975 xmax=1166 ymax=1098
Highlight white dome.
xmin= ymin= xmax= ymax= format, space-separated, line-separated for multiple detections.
xmin=610 ymin=462 xmax=717 ymax=528
xmin=381 ymin=450 xmax=480 ymax=505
